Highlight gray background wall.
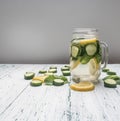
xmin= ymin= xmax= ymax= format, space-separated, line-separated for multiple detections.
xmin=0 ymin=0 xmax=120 ymax=64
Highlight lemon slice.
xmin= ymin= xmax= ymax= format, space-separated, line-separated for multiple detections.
xmin=32 ymin=75 xmax=48 ymax=83
xmin=89 ymin=58 xmax=99 ymax=75
xmin=70 ymin=81 xmax=95 ymax=91
xmin=80 ymin=38 xmax=97 ymax=45
xmin=70 ymin=58 xmax=80 ymax=70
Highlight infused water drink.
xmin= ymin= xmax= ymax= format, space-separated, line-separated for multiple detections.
xmin=70 ymin=28 xmax=108 ymax=83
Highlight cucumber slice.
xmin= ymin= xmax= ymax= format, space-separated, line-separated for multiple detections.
xmin=104 ymin=79 xmax=117 ymax=88
xmin=103 ymin=75 xmax=120 ymax=81
xmin=61 ymin=67 xmax=70 ymax=71
xmin=48 ymin=69 xmax=57 ymax=73
xmin=24 ymin=72 xmax=35 ymax=80
xmin=39 ymin=70 xmax=47 ymax=74
xmin=30 ymin=80 xmax=42 ymax=86
xmin=102 ymin=68 xmax=109 ymax=72
xmin=53 ymin=79 xmax=64 ymax=86
xmin=62 ymin=70 xmax=71 ymax=76
xmin=54 ymin=75 xmax=68 ymax=84
xmin=116 ymin=80 xmax=120 ymax=85
xmin=85 ymin=44 xmax=97 ymax=56
xmin=96 ymin=40 xmax=102 ymax=54
xmin=64 ymin=65 xmax=70 ymax=68
xmin=95 ymin=54 xmax=102 ymax=63
xmin=49 ymin=66 xmax=57 ymax=69
xmin=80 ymin=55 xmax=91 ymax=64
xmin=71 ymin=45 xmax=80 ymax=58
xmin=107 ymin=71 xmax=116 ymax=75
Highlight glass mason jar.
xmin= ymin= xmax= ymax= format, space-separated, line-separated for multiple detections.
xmin=70 ymin=28 xmax=108 ymax=83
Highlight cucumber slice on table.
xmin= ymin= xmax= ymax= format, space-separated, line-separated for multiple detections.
xmin=54 ymin=75 xmax=68 ymax=84
xmin=61 ymin=66 xmax=70 ymax=71
xmin=107 ymin=71 xmax=116 ymax=75
xmin=62 ymin=70 xmax=71 ymax=76
xmin=30 ymin=80 xmax=42 ymax=86
xmin=85 ymin=44 xmax=97 ymax=56
xmin=48 ymin=69 xmax=57 ymax=73
xmin=24 ymin=72 xmax=35 ymax=80
xmin=104 ymin=79 xmax=117 ymax=88
xmin=103 ymin=75 xmax=120 ymax=81
xmin=116 ymin=80 xmax=120 ymax=85
xmin=49 ymin=66 xmax=57 ymax=69
xmin=64 ymin=65 xmax=70 ymax=68
xmin=53 ymin=79 xmax=64 ymax=86
xmin=102 ymin=68 xmax=110 ymax=72
xmin=39 ymin=70 xmax=47 ymax=74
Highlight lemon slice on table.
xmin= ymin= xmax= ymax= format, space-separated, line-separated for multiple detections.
xmin=89 ymin=58 xmax=99 ymax=75
xmin=32 ymin=75 xmax=48 ymax=83
xmin=70 ymin=81 xmax=95 ymax=91
xmin=80 ymin=38 xmax=97 ymax=45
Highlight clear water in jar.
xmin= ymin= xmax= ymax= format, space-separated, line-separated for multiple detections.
xmin=70 ymin=38 xmax=102 ymax=83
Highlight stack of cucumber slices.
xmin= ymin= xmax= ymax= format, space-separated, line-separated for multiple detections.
xmin=70 ymin=38 xmax=102 ymax=70
xmin=102 ymin=68 xmax=120 ymax=88
xmin=61 ymin=66 xmax=70 ymax=76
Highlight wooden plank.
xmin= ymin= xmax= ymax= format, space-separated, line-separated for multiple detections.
xmin=70 ymin=64 xmax=120 ymax=121
xmin=0 ymin=64 xmax=46 ymax=115
xmin=0 ymin=64 xmax=70 ymax=121
xmin=1 ymin=64 xmax=120 ymax=121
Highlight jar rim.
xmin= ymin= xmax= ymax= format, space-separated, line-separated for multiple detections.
xmin=73 ymin=28 xmax=98 ymax=33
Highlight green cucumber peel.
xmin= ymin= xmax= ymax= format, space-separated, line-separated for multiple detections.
xmin=80 ymin=54 xmax=91 ymax=64
xmin=107 ymin=71 xmax=116 ymax=75
xmin=85 ymin=43 xmax=97 ymax=57
xmin=102 ymin=68 xmax=110 ymax=72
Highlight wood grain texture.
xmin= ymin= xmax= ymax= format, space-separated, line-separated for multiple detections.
xmin=0 ymin=64 xmax=120 ymax=121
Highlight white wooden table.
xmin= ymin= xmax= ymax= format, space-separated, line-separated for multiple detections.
xmin=0 ymin=64 xmax=120 ymax=121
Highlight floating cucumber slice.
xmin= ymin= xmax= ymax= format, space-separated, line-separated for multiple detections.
xmin=71 ymin=45 xmax=80 ymax=58
xmin=104 ymin=79 xmax=117 ymax=88
xmin=95 ymin=54 xmax=102 ymax=63
xmin=24 ymin=72 xmax=35 ymax=80
xmin=53 ymin=79 xmax=64 ymax=86
xmin=80 ymin=55 xmax=91 ymax=64
xmin=96 ymin=40 xmax=102 ymax=54
xmin=85 ymin=44 xmax=97 ymax=56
